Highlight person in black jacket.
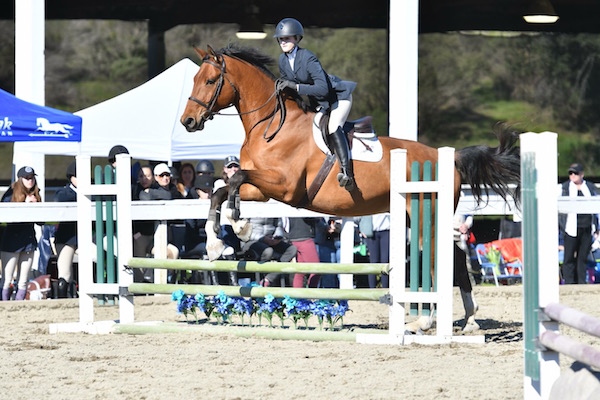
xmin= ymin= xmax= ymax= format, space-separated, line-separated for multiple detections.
xmin=274 ymin=17 xmax=357 ymax=191
xmin=131 ymin=165 xmax=157 ymax=282
xmin=558 ymin=163 xmax=599 ymax=284
xmin=53 ymin=161 xmax=78 ymax=297
xmin=139 ymin=163 xmax=182 ymax=282
xmin=1 ymin=166 xmax=42 ymax=300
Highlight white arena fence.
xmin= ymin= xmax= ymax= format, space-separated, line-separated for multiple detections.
xmin=521 ymin=132 xmax=600 ymax=400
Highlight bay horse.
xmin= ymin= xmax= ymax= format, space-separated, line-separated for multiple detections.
xmin=180 ymin=45 xmax=520 ymax=332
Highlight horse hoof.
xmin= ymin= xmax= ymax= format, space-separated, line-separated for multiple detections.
xmin=206 ymin=240 xmax=225 ymax=261
xmin=462 ymin=320 xmax=480 ymax=333
xmin=236 ymin=219 xmax=252 ymax=242
xmin=404 ymin=316 xmax=432 ymax=334
xmin=223 ymin=207 xmax=240 ymax=222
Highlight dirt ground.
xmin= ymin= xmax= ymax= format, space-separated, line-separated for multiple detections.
xmin=0 ymin=284 xmax=598 ymax=400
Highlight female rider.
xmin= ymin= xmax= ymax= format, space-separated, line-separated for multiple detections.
xmin=274 ymin=17 xmax=357 ymax=191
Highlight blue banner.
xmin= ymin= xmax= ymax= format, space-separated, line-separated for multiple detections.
xmin=0 ymin=88 xmax=82 ymax=142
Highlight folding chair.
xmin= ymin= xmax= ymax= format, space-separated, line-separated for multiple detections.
xmin=475 ymin=243 xmax=517 ymax=286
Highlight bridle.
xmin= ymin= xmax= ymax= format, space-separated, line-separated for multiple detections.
xmin=188 ymin=56 xmax=236 ymax=120
xmin=188 ymin=54 xmax=287 ymax=142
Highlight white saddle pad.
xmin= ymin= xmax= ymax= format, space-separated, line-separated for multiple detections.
xmin=312 ymin=117 xmax=383 ymax=162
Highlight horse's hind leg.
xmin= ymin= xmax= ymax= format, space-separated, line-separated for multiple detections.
xmin=454 ymin=243 xmax=480 ymax=332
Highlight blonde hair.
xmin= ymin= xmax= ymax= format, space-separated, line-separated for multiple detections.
xmin=11 ymin=177 xmax=41 ymax=203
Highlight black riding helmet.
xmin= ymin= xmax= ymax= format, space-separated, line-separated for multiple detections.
xmin=108 ymin=145 xmax=129 ymax=163
xmin=273 ymin=18 xmax=304 ymax=41
xmin=196 ymin=160 xmax=215 ymax=174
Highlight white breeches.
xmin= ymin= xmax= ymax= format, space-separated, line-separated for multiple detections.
xmin=56 ymin=243 xmax=77 ymax=282
xmin=315 ymin=95 xmax=353 ymax=134
xmin=1 ymin=251 xmax=33 ymax=290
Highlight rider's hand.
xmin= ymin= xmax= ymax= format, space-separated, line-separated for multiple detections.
xmin=276 ymin=79 xmax=296 ymax=92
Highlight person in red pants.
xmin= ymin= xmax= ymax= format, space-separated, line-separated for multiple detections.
xmin=287 ymin=218 xmax=323 ymax=288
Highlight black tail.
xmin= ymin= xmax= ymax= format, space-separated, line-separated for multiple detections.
xmin=456 ymin=124 xmax=521 ymax=208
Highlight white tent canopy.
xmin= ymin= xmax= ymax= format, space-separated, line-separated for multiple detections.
xmin=13 ymin=58 xmax=245 ymax=163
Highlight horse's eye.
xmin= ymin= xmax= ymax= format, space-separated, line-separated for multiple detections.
xmin=206 ymin=79 xmax=215 ymax=85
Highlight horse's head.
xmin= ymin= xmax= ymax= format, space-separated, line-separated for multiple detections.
xmin=181 ymin=46 xmax=239 ymax=132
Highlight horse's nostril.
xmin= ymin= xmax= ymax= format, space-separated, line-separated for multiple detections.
xmin=183 ymin=117 xmax=195 ymax=130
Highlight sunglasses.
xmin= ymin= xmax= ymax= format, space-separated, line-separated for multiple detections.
xmin=569 ymin=171 xmax=580 ymax=176
xmin=158 ymin=173 xmax=171 ymax=178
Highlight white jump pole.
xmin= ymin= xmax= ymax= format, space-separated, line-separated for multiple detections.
xmin=521 ymin=132 xmax=560 ymax=400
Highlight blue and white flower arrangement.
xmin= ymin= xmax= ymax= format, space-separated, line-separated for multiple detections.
xmin=172 ymin=291 xmax=350 ymax=330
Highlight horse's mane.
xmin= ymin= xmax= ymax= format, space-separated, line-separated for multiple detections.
xmin=215 ymin=44 xmax=313 ymax=113
xmin=217 ymin=44 xmax=276 ymax=79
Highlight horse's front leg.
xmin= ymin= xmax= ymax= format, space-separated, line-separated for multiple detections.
xmin=222 ymin=170 xmax=255 ymax=242
xmin=205 ymin=186 xmax=228 ymax=261
xmin=223 ymin=169 xmax=289 ymax=241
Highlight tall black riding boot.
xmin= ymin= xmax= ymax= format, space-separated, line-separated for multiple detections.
xmin=57 ymin=278 xmax=69 ymax=299
xmin=329 ymin=127 xmax=355 ymax=191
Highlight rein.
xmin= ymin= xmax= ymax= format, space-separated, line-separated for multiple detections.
xmin=188 ymin=56 xmax=287 ymax=142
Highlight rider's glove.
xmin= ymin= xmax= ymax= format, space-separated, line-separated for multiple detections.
xmin=276 ymin=79 xmax=297 ymax=92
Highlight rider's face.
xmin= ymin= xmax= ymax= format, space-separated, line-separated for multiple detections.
xmin=278 ymin=36 xmax=297 ymax=53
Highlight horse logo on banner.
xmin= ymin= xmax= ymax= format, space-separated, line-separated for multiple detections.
xmin=32 ymin=117 xmax=75 ymax=138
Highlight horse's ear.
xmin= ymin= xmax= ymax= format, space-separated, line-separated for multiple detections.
xmin=194 ymin=47 xmax=207 ymax=59
xmin=207 ymin=45 xmax=219 ymax=62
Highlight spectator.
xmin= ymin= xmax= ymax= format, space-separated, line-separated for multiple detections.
xmin=132 ymin=165 xmax=157 ymax=282
xmin=170 ymin=165 xmax=180 ymax=188
xmin=181 ymin=175 xmax=214 ymax=283
xmin=213 ymin=155 xmax=240 ymax=192
xmin=182 ymin=177 xmax=212 ymax=258
xmin=53 ymin=161 xmax=78 ymax=297
xmin=287 ymin=217 xmax=322 ymax=288
xmin=140 ymin=163 xmax=183 ymax=202
xmin=1 ymin=166 xmax=42 ymax=300
xmin=315 ymin=217 xmax=342 ymax=288
xmin=241 ymin=217 xmax=297 ymax=287
xmin=177 ymin=162 xmax=197 ymax=199
xmin=108 ymin=145 xmax=129 ymax=169
xmin=360 ymin=213 xmax=390 ymax=289
xmin=213 ymin=156 xmax=241 ymax=254
xmin=558 ymin=163 xmax=599 ymax=284
xmin=139 ymin=163 xmax=182 ymax=282
xmin=195 ymin=159 xmax=215 ymax=183
xmin=193 ymin=175 xmax=213 ymax=200
xmin=454 ymin=212 xmax=475 ymax=286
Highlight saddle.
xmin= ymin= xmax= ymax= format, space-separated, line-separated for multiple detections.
xmin=343 ymin=116 xmax=375 ymax=150
xmin=344 ymin=116 xmax=374 ymax=135
xmin=298 ymin=115 xmax=376 ymax=208
xmin=319 ymin=114 xmax=375 ymax=152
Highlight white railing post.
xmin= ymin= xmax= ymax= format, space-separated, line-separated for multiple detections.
xmin=76 ymin=155 xmax=94 ymax=323
xmin=521 ymin=132 xmax=560 ymax=400
xmin=115 ymin=154 xmax=134 ymax=324
xmin=435 ymin=147 xmax=455 ymax=339
xmin=388 ymin=148 xmax=407 ymax=337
